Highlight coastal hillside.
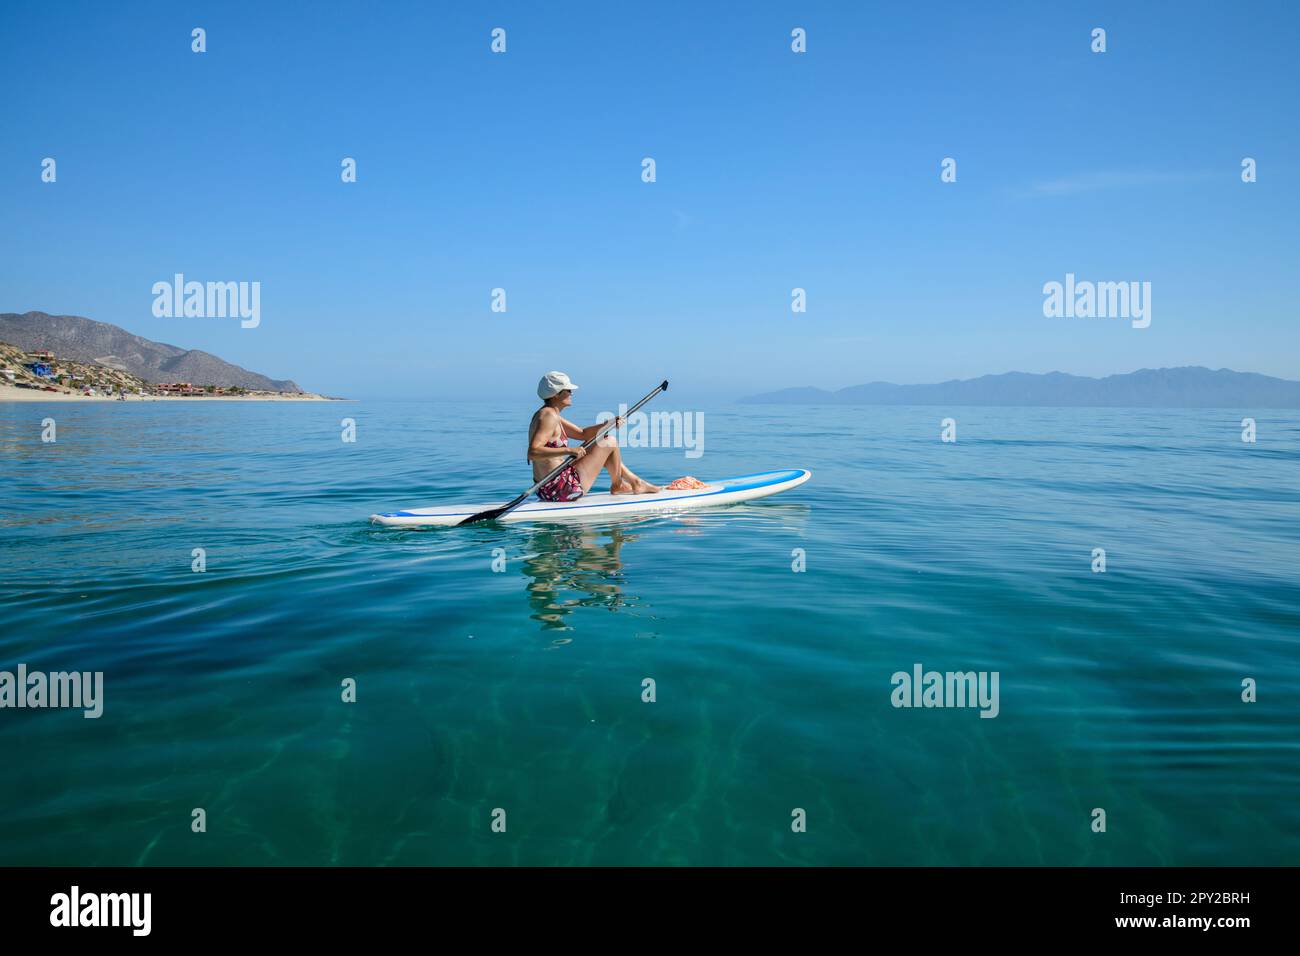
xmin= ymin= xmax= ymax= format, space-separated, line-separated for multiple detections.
xmin=741 ymin=368 xmax=1300 ymax=408
xmin=0 ymin=311 xmax=301 ymax=392
xmin=1 ymin=340 xmax=152 ymax=394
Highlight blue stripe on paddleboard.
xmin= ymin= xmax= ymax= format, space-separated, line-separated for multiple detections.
xmin=378 ymin=469 xmax=808 ymax=519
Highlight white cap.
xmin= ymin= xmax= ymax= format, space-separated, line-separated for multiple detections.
xmin=537 ymin=370 xmax=580 ymax=399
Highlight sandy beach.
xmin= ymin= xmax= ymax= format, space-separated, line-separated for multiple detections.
xmin=0 ymin=383 xmax=341 ymax=402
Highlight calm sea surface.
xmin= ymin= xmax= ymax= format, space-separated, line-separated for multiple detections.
xmin=1 ymin=401 xmax=1297 ymax=865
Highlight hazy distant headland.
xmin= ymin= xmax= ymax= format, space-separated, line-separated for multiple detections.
xmin=741 ymin=368 xmax=1300 ymax=408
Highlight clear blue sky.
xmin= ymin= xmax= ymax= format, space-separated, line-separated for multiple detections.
xmin=2 ymin=1 xmax=1297 ymax=401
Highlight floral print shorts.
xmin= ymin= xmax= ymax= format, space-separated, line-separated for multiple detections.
xmin=536 ymin=464 xmax=584 ymax=502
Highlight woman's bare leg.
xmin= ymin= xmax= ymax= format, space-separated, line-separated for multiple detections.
xmin=571 ymin=437 xmax=660 ymax=494
xmin=615 ymin=464 xmax=661 ymax=494
xmin=601 ymin=436 xmax=659 ymax=494
xmin=596 ymin=436 xmax=661 ymax=493
xmin=572 ymin=439 xmax=622 ymax=492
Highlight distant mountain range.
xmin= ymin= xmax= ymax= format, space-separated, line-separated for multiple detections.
xmin=741 ymin=368 xmax=1300 ymax=407
xmin=0 ymin=311 xmax=301 ymax=392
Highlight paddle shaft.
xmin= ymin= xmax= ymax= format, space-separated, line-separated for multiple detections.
xmin=459 ymin=379 xmax=669 ymax=525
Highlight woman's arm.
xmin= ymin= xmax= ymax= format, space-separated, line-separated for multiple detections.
xmin=528 ymin=444 xmax=577 ymax=463
xmin=562 ymin=416 xmax=624 ymax=442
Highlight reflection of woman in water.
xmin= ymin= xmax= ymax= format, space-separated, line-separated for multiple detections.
xmin=520 ymin=524 xmax=642 ymax=631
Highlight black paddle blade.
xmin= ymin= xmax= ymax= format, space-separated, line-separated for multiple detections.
xmin=458 ymin=508 xmax=503 ymax=526
xmin=459 ymin=491 xmax=528 ymax=526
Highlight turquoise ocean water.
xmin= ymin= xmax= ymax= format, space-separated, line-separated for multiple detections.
xmin=1 ymin=401 xmax=1297 ymax=865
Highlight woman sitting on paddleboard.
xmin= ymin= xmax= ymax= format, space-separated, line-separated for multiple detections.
xmin=529 ymin=371 xmax=662 ymax=502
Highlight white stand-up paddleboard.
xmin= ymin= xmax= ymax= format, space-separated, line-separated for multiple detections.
xmin=371 ymin=469 xmax=811 ymax=527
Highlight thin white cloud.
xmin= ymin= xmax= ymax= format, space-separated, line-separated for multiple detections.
xmin=1023 ymin=169 xmax=1216 ymax=197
